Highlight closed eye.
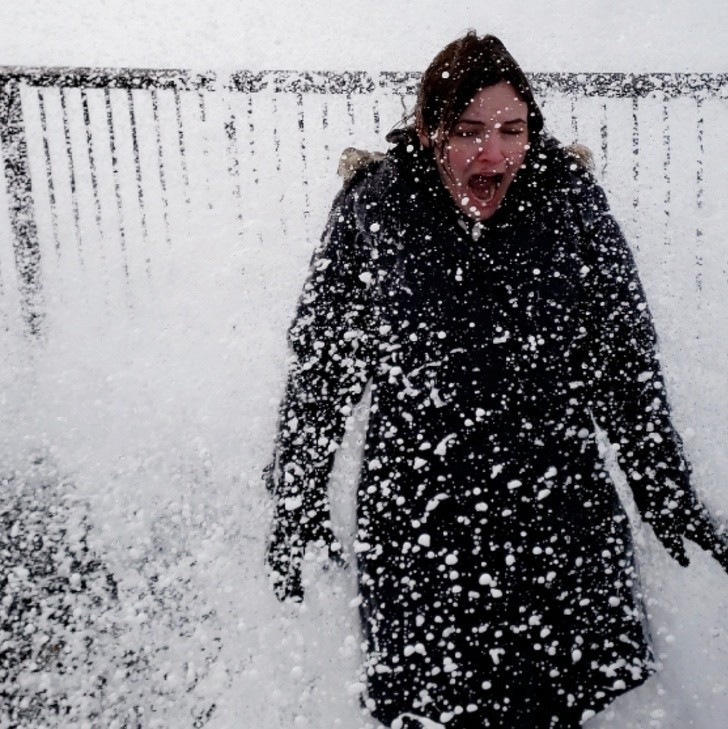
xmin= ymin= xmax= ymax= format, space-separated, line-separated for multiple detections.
xmin=452 ymin=127 xmax=480 ymax=138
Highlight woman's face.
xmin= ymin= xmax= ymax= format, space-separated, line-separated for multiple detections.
xmin=421 ymin=81 xmax=530 ymax=221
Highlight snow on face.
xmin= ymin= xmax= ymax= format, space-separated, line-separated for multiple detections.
xmin=427 ymin=82 xmax=530 ymax=222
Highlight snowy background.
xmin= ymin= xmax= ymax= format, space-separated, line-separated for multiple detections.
xmin=0 ymin=1 xmax=727 ymax=727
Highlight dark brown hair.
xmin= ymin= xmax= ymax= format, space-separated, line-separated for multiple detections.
xmin=413 ymin=32 xmax=544 ymax=146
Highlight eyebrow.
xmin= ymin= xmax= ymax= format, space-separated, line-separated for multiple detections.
xmin=457 ymin=117 xmax=528 ymax=126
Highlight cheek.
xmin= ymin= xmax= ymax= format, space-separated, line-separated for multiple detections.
xmin=444 ymin=147 xmax=473 ymax=174
xmin=507 ymin=142 xmax=529 ymax=167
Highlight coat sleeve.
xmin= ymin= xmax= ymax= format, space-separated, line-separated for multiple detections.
xmin=265 ymin=182 xmax=375 ymax=599
xmin=572 ymin=174 xmax=704 ymax=550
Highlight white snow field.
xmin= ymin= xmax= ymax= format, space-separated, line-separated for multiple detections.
xmin=0 ymin=66 xmax=726 ymax=729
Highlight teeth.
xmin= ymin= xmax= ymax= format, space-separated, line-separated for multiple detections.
xmin=469 ymin=174 xmax=501 ymax=203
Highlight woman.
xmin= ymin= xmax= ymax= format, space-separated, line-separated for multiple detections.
xmin=265 ymin=33 xmax=728 ymax=729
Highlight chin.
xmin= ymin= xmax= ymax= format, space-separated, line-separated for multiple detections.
xmin=454 ymin=186 xmax=509 ymax=222
xmin=459 ymin=198 xmax=500 ymax=221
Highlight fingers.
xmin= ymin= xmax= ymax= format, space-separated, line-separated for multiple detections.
xmin=683 ymin=509 xmax=728 ymax=574
xmin=269 ymin=557 xmax=304 ymax=602
xmin=262 ymin=461 xmax=276 ymax=494
xmin=266 ymin=527 xmax=305 ymax=602
xmin=266 ymin=518 xmax=349 ymax=602
xmin=275 ymin=574 xmax=304 ymax=603
xmin=656 ymin=529 xmax=690 ymax=567
xmin=714 ymin=548 xmax=728 ymax=574
xmin=694 ymin=533 xmax=728 ymax=574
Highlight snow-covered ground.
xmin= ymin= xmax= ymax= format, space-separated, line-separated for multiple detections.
xmin=0 ymin=3 xmax=727 ymax=727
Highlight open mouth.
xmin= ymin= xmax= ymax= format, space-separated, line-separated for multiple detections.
xmin=468 ymin=173 xmax=504 ymax=204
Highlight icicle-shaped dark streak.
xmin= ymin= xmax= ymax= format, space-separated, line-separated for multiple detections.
xmin=662 ymin=100 xmax=671 ymax=246
xmin=0 ymin=80 xmax=44 ymax=334
xmin=321 ymin=100 xmax=330 ymax=164
xmin=173 ymin=89 xmax=191 ymax=207
xmin=151 ymin=88 xmax=172 ymax=246
xmin=346 ymin=95 xmax=356 ymax=137
xmin=570 ymin=98 xmax=578 ymax=141
xmin=695 ymin=97 xmax=704 ymax=292
xmin=79 ymin=88 xmax=113 ymax=303
xmin=246 ymin=95 xmax=259 ymax=185
xmin=271 ymin=95 xmax=287 ymax=237
xmin=397 ymin=93 xmax=408 ymax=122
xmin=296 ymin=92 xmax=310 ymax=219
xmin=631 ymin=96 xmax=639 ymax=207
xmin=600 ymin=101 xmax=608 ymax=180
xmin=103 ymin=88 xmax=129 ymax=278
xmin=197 ymin=92 xmax=214 ymax=211
xmin=81 ymin=90 xmax=105 ymax=255
xmin=125 ymin=89 xmax=149 ymax=271
xmin=373 ymin=97 xmax=381 ymax=138
xmin=60 ymin=88 xmax=83 ymax=262
xmin=271 ymin=95 xmax=282 ymax=173
xmin=37 ymin=90 xmax=61 ymax=257
xmin=244 ymin=94 xmax=263 ymax=245
xmin=224 ymin=100 xmax=244 ymax=231
xmin=631 ymin=96 xmax=640 ymax=251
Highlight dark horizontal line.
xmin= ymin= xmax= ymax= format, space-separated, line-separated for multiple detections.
xmin=0 ymin=67 xmax=726 ymax=98
xmin=528 ymin=72 xmax=728 ymax=99
xmin=230 ymin=70 xmax=376 ymax=94
xmin=0 ymin=66 xmax=217 ymax=90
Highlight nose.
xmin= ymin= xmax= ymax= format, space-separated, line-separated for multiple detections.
xmin=475 ymin=133 xmax=505 ymax=163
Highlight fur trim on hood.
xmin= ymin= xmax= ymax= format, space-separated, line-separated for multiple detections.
xmin=337 ymin=147 xmax=386 ymax=182
xmin=337 ymin=140 xmax=595 ymax=182
xmin=564 ymin=142 xmax=595 ymax=172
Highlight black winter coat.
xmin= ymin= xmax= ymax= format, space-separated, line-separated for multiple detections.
xmin=266 ymin=131 xmax=712 ymax=728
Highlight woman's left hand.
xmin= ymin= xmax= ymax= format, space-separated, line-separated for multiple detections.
xmin=683 ymin=506 xmax=728 ymax=574
xmin=652 ymin=504 xmax=728 ymax=574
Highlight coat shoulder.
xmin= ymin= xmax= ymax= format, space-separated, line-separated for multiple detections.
xmin=329 ymin=148 xmax=405 ymax=233
xmin=533 ymin=136 xmax=613 ymax=238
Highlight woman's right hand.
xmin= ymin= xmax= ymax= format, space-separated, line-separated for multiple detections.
xmin=266 ymin=501 xmax=347 ymax=603
xmin=266 ymin=519 xmax=306 ymax=603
